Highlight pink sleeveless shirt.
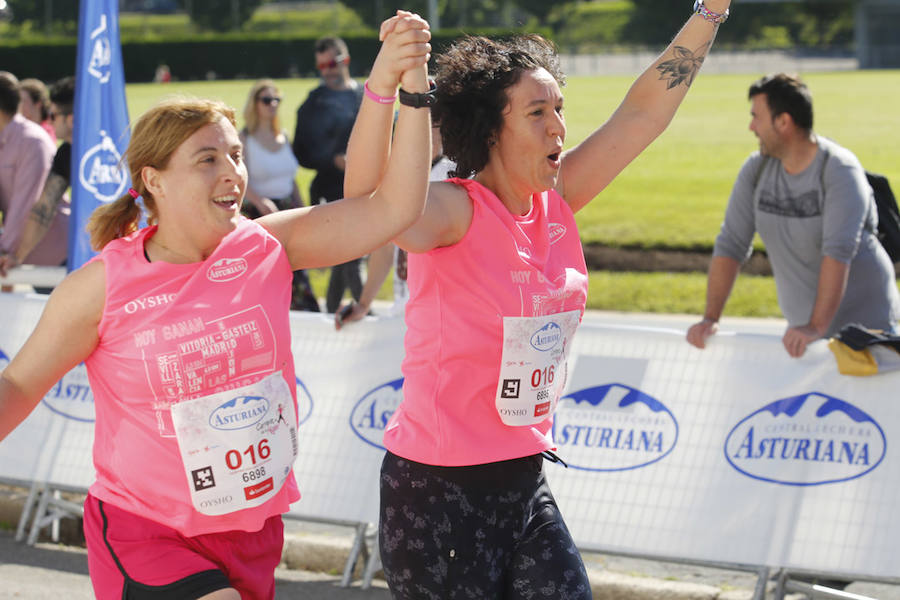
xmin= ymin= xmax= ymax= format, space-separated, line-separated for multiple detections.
xmin=385 ymin=178 xmax=589 ymax=466
xmin=86 ymin=219 xmax=300 ymax=536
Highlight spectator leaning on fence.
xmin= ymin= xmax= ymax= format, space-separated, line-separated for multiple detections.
xmin=0 ymin=11 xmax=431 ymax=599
xmin=345 ymin=1 xmax=733 ymax=597
xmin=686 ymin=73 xmax=900 ymax=358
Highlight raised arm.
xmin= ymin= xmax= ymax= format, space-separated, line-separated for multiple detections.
xmin=260 ymin=11 xmax=432 ymax=269
xmin=0 ymin=261 xmax=104 ymax=441
xmin=560 ymin=0 xmax=731 ymax=212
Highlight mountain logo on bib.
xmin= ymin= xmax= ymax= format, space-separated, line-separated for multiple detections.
xmin=207 ymin=258 xmax=248 ymax=282
xmin=548 ymin=223 xmax=566 ymax=245
xmin=530 ymin=321 xmax=562 ymax=352
xmin=210 ymin=395 xmax=269 ymax=430
xmin=725 ymin=392 xmax=885 ymax=486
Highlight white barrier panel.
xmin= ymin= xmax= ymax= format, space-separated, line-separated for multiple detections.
xmin=1 ymin=292 xmax=898 ymax=579
xmin=553 ymin=324 xmax=898 ymax=579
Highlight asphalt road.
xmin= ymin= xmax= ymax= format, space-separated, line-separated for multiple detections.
xmin=0 ymin=530 xmax=391 ymax=600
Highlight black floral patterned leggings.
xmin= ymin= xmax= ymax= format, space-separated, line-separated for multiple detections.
xmin=379 ymin=451 xmax=593 ymax=599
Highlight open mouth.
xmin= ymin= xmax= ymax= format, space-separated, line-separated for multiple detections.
xmin=212 ymin=194 xmax=239 ymax=210
xmin=547 ymin=152 xmax=561 ymax=167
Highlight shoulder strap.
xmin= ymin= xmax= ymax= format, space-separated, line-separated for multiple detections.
xmin=752 ymin=155 xmax=770 ymax=191
xmin=818 ymin=145 xmax=830 ymax=198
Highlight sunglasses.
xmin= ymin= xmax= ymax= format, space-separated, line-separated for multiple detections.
xmin=316 ymin=55 xmax=347 ymax=71
xmin=259 ymin=96 xmax=281 ymax=106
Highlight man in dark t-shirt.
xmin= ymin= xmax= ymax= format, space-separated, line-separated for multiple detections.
xmin=292 ymin=37 xmax=364 ymax=313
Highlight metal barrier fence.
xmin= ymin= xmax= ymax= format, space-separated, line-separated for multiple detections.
xmin=2 ymin=281 xmax=898 ymax=597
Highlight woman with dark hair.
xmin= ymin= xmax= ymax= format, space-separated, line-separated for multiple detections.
xmin=18 ymin=77 xmax=54 ymax=140
xmin=347 ymin=2 xmax=732 ymax=597
xmin=0 ymin=11 xmax=431 ymax=600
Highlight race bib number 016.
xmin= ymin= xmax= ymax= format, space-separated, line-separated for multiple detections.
xmin=495 ymin=310 xmax=580 ymax=426
xmin=171 ymin=372 xmax=298 ymax=516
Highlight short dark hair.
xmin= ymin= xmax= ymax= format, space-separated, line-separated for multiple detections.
xmin=49 ymin=76 xmax=75 ymax=115
xmin=748 ymin=73 xmax=813 ymax=132
xmin=314 ymin=36 xmax=348 ymax=57
xmin=0 ymin=71 xmax=20 ymax=115
xmin=434 ymin=34 xmax=564 ymax=179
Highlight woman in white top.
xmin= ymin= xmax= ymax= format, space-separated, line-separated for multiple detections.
xmin=240 ymin=80 xmax=321 ymax=310
xmin=239 ymin=79 xmax=303 ymax=219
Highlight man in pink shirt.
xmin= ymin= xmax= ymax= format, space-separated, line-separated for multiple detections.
xmin=0 ymin=72 xmax=59 ymax=273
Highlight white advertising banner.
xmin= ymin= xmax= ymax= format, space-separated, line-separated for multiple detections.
xmin=1 ymin=292 xmax=898 ymax=578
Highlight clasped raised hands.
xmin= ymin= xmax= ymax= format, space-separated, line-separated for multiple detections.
xmin=368 ymin=10 xmax=431 ymax=98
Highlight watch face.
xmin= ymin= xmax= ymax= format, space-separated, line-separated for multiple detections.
xmin=694 ymin=0 xmax=702 ymax=11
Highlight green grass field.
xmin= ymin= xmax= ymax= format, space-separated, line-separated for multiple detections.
xmin=123 ymin=70 xmax=900 ymax=317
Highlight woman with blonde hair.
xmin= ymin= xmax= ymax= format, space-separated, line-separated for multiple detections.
xmin=240 ymin=78 xmax=320 ymax=311
xmin=0 ymin=11 xmax=432 ymax=600
xmin=239 ymin=78 xmax=302 ymax=219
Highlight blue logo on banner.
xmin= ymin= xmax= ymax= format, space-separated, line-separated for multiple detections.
xmin=725 ymin=392 xmax=886 ymax=486
xmin=70 ymin=0 xmax=131 ymax=270
xmin=530 ymin=321 xmax=562 ymax=352
xmin=553 ymin=383 xmax=678 ymax=471
xmin=0 ymin=348 xmax=95 ymax=422
xmin=210 ymin=396 xmax=269 ymax=430
xmin=295 ymin=376 xmax=313 ymax=426
xmin=349 ymin=378 xmax=404 ymax=450
xmin=78 ymin=131 xmax=128 ymax=203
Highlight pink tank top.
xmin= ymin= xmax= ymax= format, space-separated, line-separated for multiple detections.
xmin=86 ymin=219 xmax=300 ymax=536
xmin=385 ymin=178 xmax=589 ymax=466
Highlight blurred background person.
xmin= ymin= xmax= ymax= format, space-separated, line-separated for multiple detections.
xmin=0 ymin=72 xmax=57 ymax=292
xmin=153 ymin=64 xmax=171 ymax=84
xmin=18 ymin=78 xmax=54 ymax=141
xmin=241 ymin=78 xmax=319 ymax=312
xmin=0 ymin=76 xmax=75 ymax=290
xmin=686 ymin=73 xmax=900 ymax=358
xmin=293 ymin=36 xmax=364 ymax=313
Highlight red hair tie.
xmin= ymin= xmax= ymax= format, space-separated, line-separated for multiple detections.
xmin=128 ymin=188 xmax=140 ymax=199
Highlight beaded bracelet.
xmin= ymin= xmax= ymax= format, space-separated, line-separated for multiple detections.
xmin=364 ymin=79 xmax=398 ymax=105
xmin=693 ymin=0 xmax=729 ymax=24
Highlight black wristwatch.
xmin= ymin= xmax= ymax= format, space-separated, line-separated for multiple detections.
xmin=398 ymin=81 xmax=437 ymax=109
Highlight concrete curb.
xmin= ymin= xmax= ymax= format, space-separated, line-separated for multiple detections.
xmin=2 ymin=484 xmax=797 ymax=599
xmin=279 ymin=531 xmax=772 ymax=600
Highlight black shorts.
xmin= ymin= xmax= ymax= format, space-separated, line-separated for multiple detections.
xmin=379 ymin=451 xmax=592 ymax=599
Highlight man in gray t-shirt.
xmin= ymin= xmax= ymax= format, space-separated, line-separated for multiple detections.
xmin=687 ymin=73 xmax=900 ymax=358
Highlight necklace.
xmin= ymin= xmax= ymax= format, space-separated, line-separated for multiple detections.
xmin=147 ymin=234 xmax=201 ymax=264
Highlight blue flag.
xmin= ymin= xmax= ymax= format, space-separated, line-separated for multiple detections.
xmin=69 ymin=0 xmax=131 ymax=271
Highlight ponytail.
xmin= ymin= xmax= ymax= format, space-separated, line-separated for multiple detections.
xmin=86 ymin=192 xmax=142 ymax=251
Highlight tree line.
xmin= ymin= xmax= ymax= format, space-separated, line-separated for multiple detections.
xmin=4 ymin=0 xmax=855 ymax=48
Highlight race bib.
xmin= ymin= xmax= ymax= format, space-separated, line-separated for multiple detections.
xmin=495 ymin=310 xmax=580 ymax=426
xmin=170 ymin=372 xmax=298 ymax=516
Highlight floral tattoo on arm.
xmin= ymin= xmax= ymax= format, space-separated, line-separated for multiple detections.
xmin=656 ymin=42 xmax=711 ymax=89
